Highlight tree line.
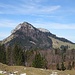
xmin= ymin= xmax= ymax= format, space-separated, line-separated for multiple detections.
xmin=0 ymin=44 xmax=75 ymax=70
xmin=56 ymin=45 xmax=75 ymax=71
xmin=0 ymin=44 xmax=47 ymax=68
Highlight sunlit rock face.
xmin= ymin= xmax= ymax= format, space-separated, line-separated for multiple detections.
xmin=3 ymin=22 xmax=52 ymax=50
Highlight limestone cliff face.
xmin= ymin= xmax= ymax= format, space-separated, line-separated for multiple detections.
xmin=2 ymin=22 xmax=52 ymax=50
xmin=2 ymin=22 xmax=74 ymax=50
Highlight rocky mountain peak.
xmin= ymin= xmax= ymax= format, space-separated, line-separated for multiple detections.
xmin=11 ymin=22 xmax=34 ymax=33
xmin=2 ymin=22 xmax=74 ymax=50
xmin=21 ymin=22 xmax=33 ymax=27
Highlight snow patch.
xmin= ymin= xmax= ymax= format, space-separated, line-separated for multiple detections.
xmin=50 ymin=71 xmax=58 ymax=75
xmin=30 ymin=41 xmax=36 ymax=45
xmin=0 ymin=71 xmax=3 ymax=74
xmin=38 ymin=28 xmax=50 ymax=33
xmin=13 ymin=71 xmax=18 ymax=74
xmin=20 ymin=73 xmax=26 ymax=75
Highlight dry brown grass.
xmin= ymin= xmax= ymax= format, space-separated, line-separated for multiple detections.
xmin=0 ymin=63 xmax=75 ymax=75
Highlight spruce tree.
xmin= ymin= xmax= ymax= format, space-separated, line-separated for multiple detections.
xmin=6 ymin=46 xmax=13 ymax=65
xmin=32 ymin=53 xmax=47 ymax=68
xmin=13 ymin=44 xmax=24 ymax=65
xmin=0 ymin=44 xmax=6 ymax=64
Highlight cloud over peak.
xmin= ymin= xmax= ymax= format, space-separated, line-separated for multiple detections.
xmin=0 ymin=0 xmax=60 ymax=15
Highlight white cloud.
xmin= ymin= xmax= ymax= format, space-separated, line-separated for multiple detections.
xmin=35 ymin=5 xmax=60 ymax=13
xmin=57 ymin=35 xmax=75 ymax=43
xmin=0 ymin=19 xmax=20 ymax=40
xmin=0 ymin=32 xmax=10 ymax=40
xmin=0 ymin=19 xmax=75 ymax=29
xmin=0 ymin=19 xmax=18 ymax=40
xmin=49 ymin=23 xmax=75 ymax=29
xmin=0 ymin=1 xmax=61 ymax=14
xmin=21 ymin=0 xmax=47 ymax=4
xmin=32 ymin=22 xmax=75 ymax=29
xmin=0 ymin=20 xmax=75 ymax=41
xmin=0 ymin=19 xmax=19 ymax=28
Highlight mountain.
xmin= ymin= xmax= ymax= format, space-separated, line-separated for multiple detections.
xmin=1 ymin=22 xmax=75 ymax=69
xmin=38 ymin=28 xmax=75 ymax=49
xmin=38 ymin=28 xmax=73 ymax=44
xmin=2 ymin=22 xmax=52 ymax=50
xmin=1 ymin=22 xmax=75 ymax=50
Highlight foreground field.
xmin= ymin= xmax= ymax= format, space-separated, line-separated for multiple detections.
xmin=0 ymin=63 xmax=75 ymax=75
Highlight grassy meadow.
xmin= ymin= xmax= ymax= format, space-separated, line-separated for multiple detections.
xmin=0 ymin=63 xmax=75 ymax=75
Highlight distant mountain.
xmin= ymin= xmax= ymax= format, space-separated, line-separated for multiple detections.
xmin=1 ymin=22 xmax=75 ymax=50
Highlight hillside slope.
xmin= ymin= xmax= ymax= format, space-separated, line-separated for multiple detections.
xmin=49 ymin=37 xmax=75 ymax=49
xmin=38 ymin=28 xmax=75 ymax=49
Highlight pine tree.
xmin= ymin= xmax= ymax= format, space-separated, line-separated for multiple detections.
xmin=6 ymin=46 xmax=13 ymax=65
xmin=32 ymin=52 xmax=47 ymax=68
xmin=0 ymin=44 xmax=6 ymax=64
xmin=6 ymin=46 xmax=11 ymax=65
xmin=13 ymin=44 xmax=24 ymax=65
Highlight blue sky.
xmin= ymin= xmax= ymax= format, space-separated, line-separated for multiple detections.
xmin=0 ymin=0 xmax=75 ymax=42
